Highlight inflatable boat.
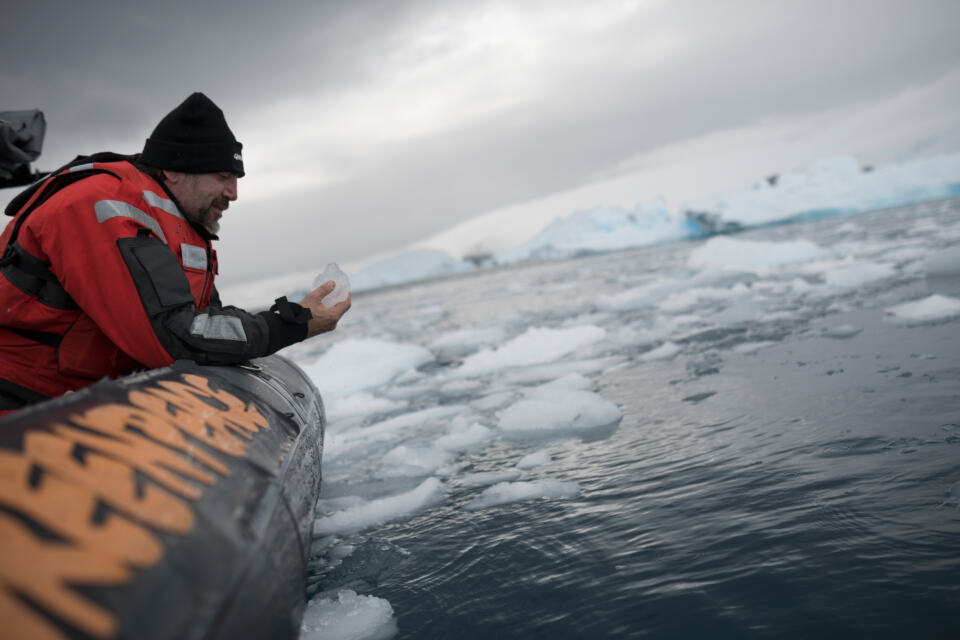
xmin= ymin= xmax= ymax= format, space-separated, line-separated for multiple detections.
xmin=0 ymin=355 xmax=324 ymax=640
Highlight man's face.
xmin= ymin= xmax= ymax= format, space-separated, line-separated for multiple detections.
xmin=165 ymin=171 xmax=238 ymax=235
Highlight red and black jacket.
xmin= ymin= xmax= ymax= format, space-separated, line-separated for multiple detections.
xmin=0 ymin=155 xmax=308 ymax=411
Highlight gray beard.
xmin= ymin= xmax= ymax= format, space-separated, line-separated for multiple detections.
xmin=185 ymin=205 xmax=221 ymax=236
xmin=202 ymin=216 xmax=220 ymax=235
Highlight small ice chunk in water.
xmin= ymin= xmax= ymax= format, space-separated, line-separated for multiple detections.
xmin=428 ymin=326 xmax=508 ymax=358
xmin=436 ymin=421 xmax=494 ymax=451
xmin=537 ymin=372 xmax=593 ymax=391
xmin=659 ymin=284 xmax=752 ymax=313
xmin=885 ymin=294 xmax=960 ymax=324
xmin=326 ymin=392 xmax=407 ymax=421
xmin=471 ymin=391 xmax=517 ymax=412
xmin=379 ymin=446 xmax=455 ymax=478
xmin=465 ymin=480 xmax=581 ymax=510
xmin=516 ymin=451 xmax=551 ymax=469
xmin=732 ymin=341 xmax=776 ymax=354
xmin=823 ymin=262 xmax=896 ymax=288
xmin=314 ymin=262 xmax=351 ymax=307
xmin=329 ymin=543 xmax=357 ymax=562
xmin=688 ymin=237 xmax=825 ymax=271
xmin=302 ymin=339 xmax=433 ymax=397
xmin=460 ymin=469 xmax=523 ymax=487
xmin=596 ymin=279 xmax=679 ymax=311
xmin=822 ymin=324 xmax=863 ymax=339
xmin=789 ymin=277 xmax=819 ymax=294
xmin=498 ymin=357 xmax=623 ymax=386
xmin=498 ymin=386 xmax=621 ymax=435
xmin=458 ymin=325 xmax=606 ymax=375
xmin=640 ymin=342 xmax=681 ymax=362
xmin=313 ymin=477 xmax=445 ymax=535
xmin=300 ymin=589 xmax=398 ymax=640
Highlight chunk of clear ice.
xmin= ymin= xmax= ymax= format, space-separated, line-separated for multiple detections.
xmin=313 ymin=263 xmax=351 ymax=307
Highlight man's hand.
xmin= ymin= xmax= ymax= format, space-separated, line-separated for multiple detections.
xmin=299 ymin=280 xmax=351 ymax=338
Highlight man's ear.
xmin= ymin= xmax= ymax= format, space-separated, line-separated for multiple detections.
xmin=162 ymin=170 xmax=186 ymax=184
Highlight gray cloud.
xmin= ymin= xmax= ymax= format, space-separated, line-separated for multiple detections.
xmin=3 ymin=0 xmax=959 ymax=284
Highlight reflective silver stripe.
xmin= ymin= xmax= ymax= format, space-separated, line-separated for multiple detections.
xmin=69 ymin=163 xmax=95 ymax=172
xmin=190 ymin=314 xmax=247 ymax=342
xmin=94 ymin=200 xmax=167 ymax=243
xmin=181 ymin=244 xmax=207 ymax=270
xmin=142 ymin=190 xmax=185 ymax=219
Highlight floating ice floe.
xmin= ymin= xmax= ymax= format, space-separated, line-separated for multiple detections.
xmin=885 ymin=294 xmax=960 ymax=325
xmin=732 ymin=341 xmax=777 ymax=354
xmin=496 ymin=356 xmax=624 ymax=386
xmin=658 ymin=283 xmax=753 ymax=313
xmin=325 ymin=392 xmax=407 ymax=421
xmin=313 ymin=477 xmax=445 ymax=535
xmin=596 ymin=279 xmax=682 ymax=311
xmin=639 ymin=342 xmax=682 ymax=362
xmin=302 ymin=339 xmax=433 ymax=397
xmin=323 ymin=406 xmax=465 ymax=461
xmin=379 ymin=446 xmax=456 ymax=478
xmin=537 ymin=372 xmax=594 ymax=391
xmin=822 ymin=262 xmax=897 ymax=288
xmin=465 ymin=480 xmax=582 ymax=510
xmin=788 ymin=277 xmax=820 ymax=295
xmin=497 ymin=381 xmax=622 ymax=437
xmin=688 ymin=237 xmax=825 ymax=272
xmin=300 ymin=589 xmax=398 ymax=640
xmin=428 ymin=326 xmax=509 ymax=358
xmin=458 ymin=325 xmax=606 ymax=376
xmin=435 ymin=420 xmax=495 ymax=452
xmin=471 ymin=391 xmax=517 ymax=412
xmin=516 ymin=451 xmax=552 ymax=469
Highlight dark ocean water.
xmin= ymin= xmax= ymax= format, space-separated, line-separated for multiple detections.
xmin=299 ymin=199 xmax=960 ymax=639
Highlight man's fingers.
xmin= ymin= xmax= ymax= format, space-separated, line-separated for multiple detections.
xmin=315 ymin=280 xmax=336 ymax=295
xmin=301 ymin=290 xmax=351 ymax=338
xmin=332 ymin=294 xmax=352 ymax=312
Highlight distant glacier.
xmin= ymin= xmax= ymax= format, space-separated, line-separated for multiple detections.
xmin=222 ymin=152 xmax=960 ymax=308
xmin=351 ymin=153 xmax=960 ymax=291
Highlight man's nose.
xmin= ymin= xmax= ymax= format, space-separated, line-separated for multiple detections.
xmin=224 ymin=176 xmax=238 ymax=201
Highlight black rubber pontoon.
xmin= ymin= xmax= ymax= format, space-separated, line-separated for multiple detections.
xmin=0 ymin=355 xmax=324 ymax=640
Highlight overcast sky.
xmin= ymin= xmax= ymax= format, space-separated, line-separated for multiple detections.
xmin=3 ymin=0 xmax=959 ymax=285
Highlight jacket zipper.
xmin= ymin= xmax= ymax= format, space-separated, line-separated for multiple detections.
xmin=199 ymin=238 xmax=213 ymax=306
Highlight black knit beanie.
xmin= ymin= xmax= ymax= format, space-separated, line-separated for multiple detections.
xmin=141 ymin=92 xmax=244 ymax=176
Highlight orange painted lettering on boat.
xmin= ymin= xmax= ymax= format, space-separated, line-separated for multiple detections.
xmin=128 ymin=375 xmax=268 ymax=456
xmin=0 ymin=514 xmax=127 ymax=639
xmin=23 ymin=431 xmax=196 ymax=534
xmin=0 ymin=586 xmax=69 ymax=640
xmin=0 ymin=451 xmax=162 ymax=567
xmin=0 ymin=374 xmax=271 ymax=639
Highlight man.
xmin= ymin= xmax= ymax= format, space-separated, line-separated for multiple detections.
xmin=0 ymin=92 xmax=350 ymax=414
